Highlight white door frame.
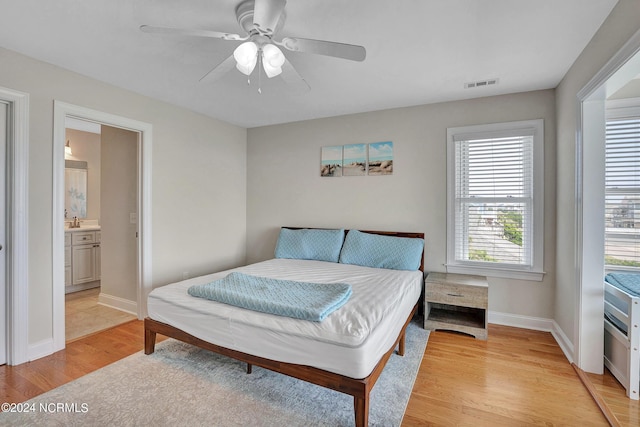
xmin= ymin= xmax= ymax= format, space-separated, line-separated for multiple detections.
xmin=0 ymin=102 xmax=7 ymax=365
xmin=52 ymin=101 xmax=152 ymax=352
xmin=0 ymin=86 xmax=29 ymax=365
xmin=575 ymin=28 xmax=640 ymax=373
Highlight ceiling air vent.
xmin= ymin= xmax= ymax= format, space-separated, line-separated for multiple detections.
xmin=464 ymin=78 xmax=499 ymax=89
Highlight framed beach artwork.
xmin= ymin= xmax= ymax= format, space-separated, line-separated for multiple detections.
xmin=342 ymin=143 xmax=367 ymax=176
xmin=368 ymin=141 xmax=393 ymax=175
xmin=321 ymin=145 xmax=343 ymax=177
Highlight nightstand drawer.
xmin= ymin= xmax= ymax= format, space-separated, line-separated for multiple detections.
xmin=426 ymin=281 xmax=487 ymax=308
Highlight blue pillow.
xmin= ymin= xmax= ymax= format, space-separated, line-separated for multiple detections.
xmin=275 ymin=228 xmax=345 ymax=263
xmin=339 ymin=230 xmax=424 ymax=271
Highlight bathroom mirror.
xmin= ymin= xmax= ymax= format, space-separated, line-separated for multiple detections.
xmin=65 ymin=160 xmax=88 ymax=219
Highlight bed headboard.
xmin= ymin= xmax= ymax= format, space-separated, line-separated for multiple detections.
xmin=284 ymin=227 xmax=425 ymax=272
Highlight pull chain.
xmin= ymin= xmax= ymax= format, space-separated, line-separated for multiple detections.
xmin=258 ymin=50 xmax=263 ymax=94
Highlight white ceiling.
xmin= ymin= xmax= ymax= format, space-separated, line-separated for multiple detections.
xmin=0 ymin=0 xmax=618 ymax=128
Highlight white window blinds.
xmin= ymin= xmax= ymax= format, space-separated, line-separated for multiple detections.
xmin=605 ymin=117 xmax=640 ymax=269
xmin=453 ymin=130 xmax=534 ymax=266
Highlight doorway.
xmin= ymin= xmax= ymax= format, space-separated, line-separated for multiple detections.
xmin=52 ymin=101 xmax=153 ymax=353
xmin=63 ymin=119 xmax=139 ymax=340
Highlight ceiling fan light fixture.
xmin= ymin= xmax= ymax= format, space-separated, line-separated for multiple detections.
xmin=233 ymin=41 xmax=258 ymax=75
xmin=262 ymin=43 xmax=285 ymax=78
xmin=142 ymin=0 xmax=366 ymax=91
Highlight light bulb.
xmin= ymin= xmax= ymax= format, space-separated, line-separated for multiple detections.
xmin=262 ymin=44 xmax=285 ymax=78
xmin=233 ymin=41 xmax=258 ymax=75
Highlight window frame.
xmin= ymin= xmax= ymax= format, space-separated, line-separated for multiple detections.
xmin=446 ymin=119 xmax=545 ymax=281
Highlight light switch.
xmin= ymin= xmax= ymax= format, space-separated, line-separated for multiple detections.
xmin=130 ymin=213 xmax=138 ymax=224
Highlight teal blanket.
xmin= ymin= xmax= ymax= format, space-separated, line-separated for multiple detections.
xmin=187 ymin=272 xmax=352 ymax=322
xmin=605 ymin=272 xmax=640 ymax=297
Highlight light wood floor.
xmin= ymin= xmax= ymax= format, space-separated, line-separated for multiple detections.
xmin=404 ymin=324 xmax=639 ymax=426
xmin=1 ymin=320 xmax=166 ymax=403
xmin=65 ymin=288 xmax=137 ymax=341
xmin=1 ymin=322 xmax=637 ymax=426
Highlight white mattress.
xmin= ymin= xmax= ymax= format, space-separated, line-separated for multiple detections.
xmin=148 ymin=258 xmax=422 ymax=378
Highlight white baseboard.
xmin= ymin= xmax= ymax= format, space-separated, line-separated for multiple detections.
xmin=489 ymin=311 xmax=575 ymax=364
xmin=489 ymin=310 xmax=554 ymax=331
xmin=550 ymin=320 xmax=575 ymax=364
xmin=27 ymin=338 xmax=55 ymax=362
xmin=98 ymin=292 xmax=138 ymax=317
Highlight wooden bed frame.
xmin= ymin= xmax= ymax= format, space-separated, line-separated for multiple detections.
xmin=144 ymin=229 xmax=425 ymax=426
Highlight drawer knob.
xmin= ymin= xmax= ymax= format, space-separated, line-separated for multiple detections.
xmin=447 ymin=293 xmax=464 ymax=297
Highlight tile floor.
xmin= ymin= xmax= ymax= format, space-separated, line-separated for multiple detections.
xmin=65 ymin=288 xmax=137 ymax=341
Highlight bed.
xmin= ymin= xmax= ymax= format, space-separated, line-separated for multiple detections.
xmin=604 ymin=272 xmax=640 ymax=400
xmin=145 ymin=228 xmax=425 ymax=426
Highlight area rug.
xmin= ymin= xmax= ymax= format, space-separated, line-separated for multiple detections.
xmin=1 ymin=320 xmax=429 ymax=426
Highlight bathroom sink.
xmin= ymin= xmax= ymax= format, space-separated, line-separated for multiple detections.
xmin=65 ymin=220 xmax=101 ymax=231
xmin=66 ymin=226 xmax=101 ymax=231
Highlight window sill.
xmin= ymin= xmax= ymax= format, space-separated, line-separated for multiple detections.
xmin=445 ymin=264 xmax=545 ymax=282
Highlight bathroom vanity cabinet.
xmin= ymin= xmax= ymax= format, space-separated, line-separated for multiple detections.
xmin=65 ymin=228 xmax=101 ymax=293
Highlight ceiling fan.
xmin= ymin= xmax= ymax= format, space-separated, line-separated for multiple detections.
xmin=140 ymin=0 xmax=366 ymax=92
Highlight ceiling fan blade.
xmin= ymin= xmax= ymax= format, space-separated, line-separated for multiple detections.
xmin=280 ymin=59 xmax=310 ymax=92
xmin=200 ymin=55 xmax=237 ymax=83
xmin=253 ymin=0 xmax=286 ymax=34
xmin=140 ymin=25 xmax=247 ymax=41
xmin=279 ymin=37 xmax=366 ymax=61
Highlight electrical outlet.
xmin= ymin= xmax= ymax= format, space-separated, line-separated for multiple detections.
xmin=182 ymin=271 xmax=190 ymax=280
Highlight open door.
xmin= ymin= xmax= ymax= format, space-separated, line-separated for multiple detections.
xmin=99 ymin=125 xmax=139 ymax=311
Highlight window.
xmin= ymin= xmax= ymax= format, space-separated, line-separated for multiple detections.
xmin=605 ymin=105 xmax=640 ymax=270
xmin=446 ymin=120 xmax=544 ymax=281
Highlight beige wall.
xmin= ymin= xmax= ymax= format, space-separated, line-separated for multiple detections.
xmin=0 ymin=46 xmax=247 ymax=346
xmin=65 ymin=128 xmax=101 ymax=221
xmin=247 ymin=89 xmax=557 ymax=319
xmin=555 ymin=0 xmax=640 ymax=346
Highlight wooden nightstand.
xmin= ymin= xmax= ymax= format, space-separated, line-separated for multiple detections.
xmin=424 ymin=272 xmax=488 ymax=340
